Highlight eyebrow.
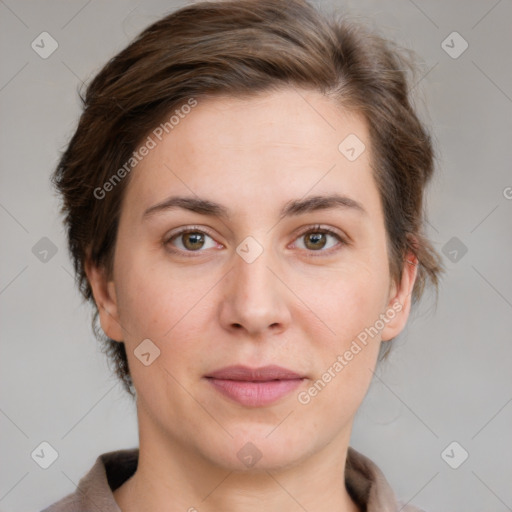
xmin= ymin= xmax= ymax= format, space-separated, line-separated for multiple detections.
xmin=142 ymin=193 xmax=367 ymax=220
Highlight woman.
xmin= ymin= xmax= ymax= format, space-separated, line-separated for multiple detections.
xmin=42 ymin=0 xmax=442 ymax=510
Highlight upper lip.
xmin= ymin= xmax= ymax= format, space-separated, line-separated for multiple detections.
xmin=206 ymin=365 xmax=303 ymax=381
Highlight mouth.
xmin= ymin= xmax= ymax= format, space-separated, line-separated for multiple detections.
xmin=205 ymin=365 xmax=306 ymax=407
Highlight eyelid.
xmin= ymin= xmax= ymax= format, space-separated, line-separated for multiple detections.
xmin=165 ymin=224 xmax=217 ymax=241
xmin=293 ymin=224 xmax=346 ymax=240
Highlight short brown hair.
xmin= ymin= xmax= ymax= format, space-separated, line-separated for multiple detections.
xmin=53 ymin=0 xmax=443 ymax=396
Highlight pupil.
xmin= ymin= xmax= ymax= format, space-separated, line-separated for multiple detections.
xmin=185 ymin=232 xmax=204 ymax=250
xmin=307 ymin=233 xmax=325 ymax=250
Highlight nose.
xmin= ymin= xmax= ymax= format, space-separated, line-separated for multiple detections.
xmin=218 ymin=241 xmax=292 ymax=337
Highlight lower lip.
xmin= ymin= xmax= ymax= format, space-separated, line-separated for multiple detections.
xmin=207 ymin=378 xmax=304 ymax=407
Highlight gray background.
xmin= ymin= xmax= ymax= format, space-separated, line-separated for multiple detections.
xmin=1 ymin=1 xmax=511 ymax=511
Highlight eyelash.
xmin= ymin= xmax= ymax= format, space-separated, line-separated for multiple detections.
xmin=164 ymin=224 xmax=347 ymax=257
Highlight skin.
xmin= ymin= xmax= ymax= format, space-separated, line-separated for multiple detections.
xmin=86 ymin=87 xmax=417 ymax=512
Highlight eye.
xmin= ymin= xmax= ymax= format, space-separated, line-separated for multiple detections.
xmin=164 ymin=224 xmax=346 ymax=256
xmin=292 ymin=225 xmax=345 ymax=254
xmin=165 ymin=227 xmax=219 ymax=252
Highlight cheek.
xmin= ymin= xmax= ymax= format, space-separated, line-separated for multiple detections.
xmin=294 ymin=257 xmax=390 ymax=346
xmin=115 ymin=262 xmax=203 ymax=390
xmin=113 ymin=250 xmax=187 ymax=342
xmin=113 ymin=251 xmax=219 ymax=383
xmin=295 ymin=268 xmax=388 ymax=425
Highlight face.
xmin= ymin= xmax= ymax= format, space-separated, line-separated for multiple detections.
xmin=87 ymin=87 xmax=416 ymax=472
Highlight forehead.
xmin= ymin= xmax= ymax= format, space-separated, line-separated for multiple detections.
xmin=170 ymin=89 xmax=367 ymax=161
xmin=123 ymin=88 xmax=380 ymax=220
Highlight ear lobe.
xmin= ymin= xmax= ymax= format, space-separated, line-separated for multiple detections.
xmin=380 ymin=252 xmax=418 ymax=342
xmin=84 ymin=257 xmax=124 ymax=342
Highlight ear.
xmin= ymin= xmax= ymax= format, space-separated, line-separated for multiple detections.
xmin=380 ymin=251 xmax=418 ymax=342
xmin=84 ymin=256 xmax=124 ymax=342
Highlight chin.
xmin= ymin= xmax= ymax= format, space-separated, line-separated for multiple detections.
xmin=198 ymin=424 xmax=318 ymax=473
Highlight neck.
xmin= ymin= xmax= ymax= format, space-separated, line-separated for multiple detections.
xmin=114 ymin=405 xmax=360 ymax=512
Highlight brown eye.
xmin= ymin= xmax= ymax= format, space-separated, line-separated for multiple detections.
xmin=294 ymin=227 xmax=344 ymax=253
xmin=166 ymin=229 xmax=218 ymax=252
xmin=303 ymin=232 xmax=328 ymax=250
xmin=181 ymin=232 xmax=206 ymax=251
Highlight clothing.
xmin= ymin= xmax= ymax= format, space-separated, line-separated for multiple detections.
xmin=41 ymin=446 xmax=424 ymax=512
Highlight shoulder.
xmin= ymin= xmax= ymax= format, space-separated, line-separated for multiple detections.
xmin=40 ymin=448 xmax=138 ymax=512
xmin=346 ymin=446 xmax=428 ymax=512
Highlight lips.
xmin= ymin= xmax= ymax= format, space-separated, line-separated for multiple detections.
xmin=205 ymin=365 xmax=305 ymax=407
xmin=206 ymin=365 xmax=303 ymax=381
